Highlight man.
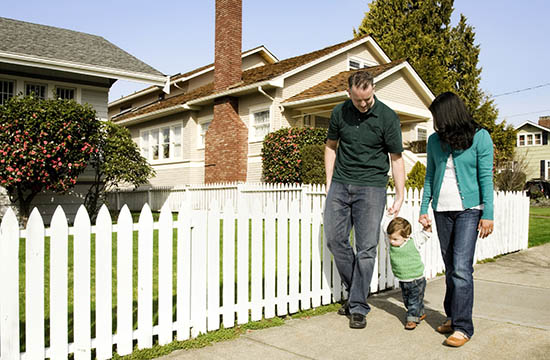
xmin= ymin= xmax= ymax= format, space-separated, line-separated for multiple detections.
xmin=324 ymin=70 xmax=405 ymax=329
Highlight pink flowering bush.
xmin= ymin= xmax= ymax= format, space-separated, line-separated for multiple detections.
xmin=261 ymin=127 xmax=327 ymax=183
xmin=0 ymin=95 xmax=100 ymax=220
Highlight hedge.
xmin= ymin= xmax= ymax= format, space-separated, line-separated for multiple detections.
xmin=261 ymin=127 xmax=327 ymax=183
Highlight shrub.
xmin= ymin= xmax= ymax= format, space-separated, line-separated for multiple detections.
xmin=261 ymin=127 xmax=327 ymax=183
xmin=405 ymin=161 xmax=426 ymax=190
xmin=301 ymin=144 xmax=326 ymax=184
xmin=495 ymin=169 xmax=526 ymax=192
xmin=406 ymin=140 xmax=427 ymax=153
xmin=0 ymin=95 xmax=100 ymax=220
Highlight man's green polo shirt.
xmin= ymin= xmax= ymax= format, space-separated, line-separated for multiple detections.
xmin=327 ymin=96 xmax=403 ymax=187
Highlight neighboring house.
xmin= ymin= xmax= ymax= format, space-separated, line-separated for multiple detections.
xmin=0 ymin=16 xmax=168 ymax=221
xmin=514 ymin=116 xmax=550 ymax=181
xmin=109 ymin=0 xmax=434 ymax=186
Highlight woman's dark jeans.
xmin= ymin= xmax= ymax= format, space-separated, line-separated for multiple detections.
xmin=434 ymin=209 xmax=481 ymax=338
xmin=324 ymin=182 xmax=386 ymax=316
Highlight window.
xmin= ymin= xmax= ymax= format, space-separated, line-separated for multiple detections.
xmin=315 ymin=115 xmax=330 ymax=129
xmin=303 ymin=115 xmax=312 ymax=128
xmin=0 ymin=79 xmax=14 ymax=105
xmin=517 ymin=132 xmax=542 ymax=147
xmin=303 ymin=114 xmax=329 ymax=129
xmin=140 ymin=124 xmax=183 ymax=162
xmin=417 ymin=127 xmax=427 ymax=141
xmin=198 ymin=121 xmax=211 ymax=148
xmin=172 ymin=125 xmax=182 ymax=158
xmin=56 ymin=87 xmax=75 ymax=100
xmin=25 ymin=83 xmax=47 ymax=99
xmin=519 ymin=134 xmax=525 ymax=146
xmin=349 ymin=60 xmax=361 ymax=70
xmin=348 ymin=56 xmax=377 ymax=70
xmin=252 ymin=109 xmax=270 ymax=140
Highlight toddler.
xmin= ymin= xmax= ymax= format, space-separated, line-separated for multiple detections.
xmin=385 ymin=216 xmax=431 ymax=330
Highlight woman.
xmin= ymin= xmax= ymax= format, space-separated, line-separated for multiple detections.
xmin=419 ymin=92 xmax=494 ymax=347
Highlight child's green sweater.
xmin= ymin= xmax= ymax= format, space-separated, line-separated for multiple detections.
xmin=389 ymin=238 xmax=424 ymax=281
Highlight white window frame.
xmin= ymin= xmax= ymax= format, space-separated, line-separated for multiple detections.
xmin=139 ymin=121 xmax=183 ymax=163
xmin=303 ymin=114 xmax=313 ymax=128
xmin=348 ymin=56 xmax=378 ymax=70
xmin=25 ymin=82 xmax=47 ymax=99
xmin=197 ymin=117 xmax=212 ymax=149
xmin=56 ymin=86 xmax=75 ymax=100
xmin=517 ymin=132 xmax=542 ymax=147
xmin=0 ymin=79 xmax=15 ymax=105
xmin=546 ymin=160 xmax=550 ymax=180
xmin=249 ymin=105 xmax=271 ymax=142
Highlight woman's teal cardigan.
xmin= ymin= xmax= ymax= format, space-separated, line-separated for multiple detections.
xmin=420 ymin=128 xmax=494 ymax=220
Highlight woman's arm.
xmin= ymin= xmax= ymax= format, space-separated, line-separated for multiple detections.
xmin=477 ymin=130 xmax=494 ymax=238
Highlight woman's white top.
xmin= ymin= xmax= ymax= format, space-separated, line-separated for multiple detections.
xmin=436 ymin=155 xmax=483 ymax=212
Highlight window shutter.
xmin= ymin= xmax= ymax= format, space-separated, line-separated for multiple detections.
xmin=543 ymin=132 xmax=548 ymax=145
xmin=541 ymin=160 xmax=546 ymax=179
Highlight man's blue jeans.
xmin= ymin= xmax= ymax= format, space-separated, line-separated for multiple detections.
xmin=324 ymin=182 xmax=386 ymax=316
xmin=434 ymin=209 xmax=481 ymax=338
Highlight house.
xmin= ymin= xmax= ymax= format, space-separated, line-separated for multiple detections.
xmin=0 ymin=16 xmax=168 ymax=221
xmin=514 ymin=116 xmax=550 ymax=180
xmin=109 ymin=0 xmax=434 ymax=186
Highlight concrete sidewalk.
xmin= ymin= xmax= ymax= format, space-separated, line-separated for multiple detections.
xmin=159 ymin=243 xmax=550 ymax=360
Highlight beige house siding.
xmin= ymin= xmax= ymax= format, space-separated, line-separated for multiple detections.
xmin=242 ymin=52 xmax=270 ymax=70
xmin=81 ymin=88 xmax=109 ymax=120
xmin=375 ymin=71 xmax=428 ymax=109
xmin=282 ymin=52 xmax=349 ymax=100
xmin=247 ymin=158 xmax=262 ymax=182
xmin=517 ymin=124 xmax=544 ymax=136
xmin=346 ymin=45 xmax=379 ymax=64
xmin=515 ymin=143 xmax=550 ymax=180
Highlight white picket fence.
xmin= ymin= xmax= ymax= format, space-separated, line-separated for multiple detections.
xmin=106 ymin=183 xmax=325 ymax=213
xmin=0 ymin=188 xmax=529 ymax=359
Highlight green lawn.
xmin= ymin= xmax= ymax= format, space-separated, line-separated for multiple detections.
xmin=529 ymin=206 xmax=550 ymax=247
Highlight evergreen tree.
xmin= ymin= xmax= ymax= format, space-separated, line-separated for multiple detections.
xmin=356 ymin=0 xmax=516 ymax=164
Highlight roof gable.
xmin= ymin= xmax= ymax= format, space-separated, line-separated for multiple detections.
xmin=283 ymin=60 xmax=406 ymax=104
xmin=516 ymin=121 xmax=550 ymax=133
xmin=0 ymin=17 xmax=165 ymax=82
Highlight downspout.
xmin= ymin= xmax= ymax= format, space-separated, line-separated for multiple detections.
xmin=258 ymin=86 xmax=284 ymax=112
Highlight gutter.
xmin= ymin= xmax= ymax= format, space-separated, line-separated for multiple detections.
xmin=0 ymin=51 xmax=167 ymax=87
xmin=283 ymin=91 xmax=348 ymax=108
xmin=187 ymin=79 xmax=283 ymax=106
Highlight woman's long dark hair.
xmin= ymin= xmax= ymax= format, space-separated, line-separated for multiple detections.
xmin=429 ymin=92 xmax=479 ymax=150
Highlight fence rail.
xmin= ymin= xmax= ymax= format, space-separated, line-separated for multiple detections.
xmin=0 ymin=187 xmax=529 ymax=359
xmin=106 ymin=183 xmax=326 ymax=213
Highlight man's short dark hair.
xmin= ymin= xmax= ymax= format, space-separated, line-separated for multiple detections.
xmin=348 ymin=71 xmax=374 ymax=90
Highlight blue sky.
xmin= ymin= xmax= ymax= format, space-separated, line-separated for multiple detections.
xmin=3 ymin=0 xmax=549 ymax=127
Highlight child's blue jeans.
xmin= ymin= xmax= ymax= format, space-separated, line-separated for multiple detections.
xmin=399 ymin=277 xmax=426 ymax=323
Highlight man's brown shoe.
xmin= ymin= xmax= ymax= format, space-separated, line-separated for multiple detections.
xmin=404 ymin=314 xmax=426 ymax=330
xmin=444 ymin=332 xmax=469 ymax=347
xmin=436 ymin=320 xmax=453 ymax=334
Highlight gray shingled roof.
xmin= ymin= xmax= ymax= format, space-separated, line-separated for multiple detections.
xmin=0 ymin=17 xmax=164 ymax=77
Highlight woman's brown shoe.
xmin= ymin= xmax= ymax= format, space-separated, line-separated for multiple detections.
xmin=436 ymin=320 xmax=453 ymax=334
xmin=444 ymin=331 xmax=470 ymax=347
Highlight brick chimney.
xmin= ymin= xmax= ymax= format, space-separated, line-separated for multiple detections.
xmin=205 ymin=0 xmax=248 ymax=183
xmin=539 ymin=115 xmax=550 ymax=129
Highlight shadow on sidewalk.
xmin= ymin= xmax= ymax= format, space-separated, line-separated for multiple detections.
xmin=369 ymin=289 xmax=447 ymax=332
